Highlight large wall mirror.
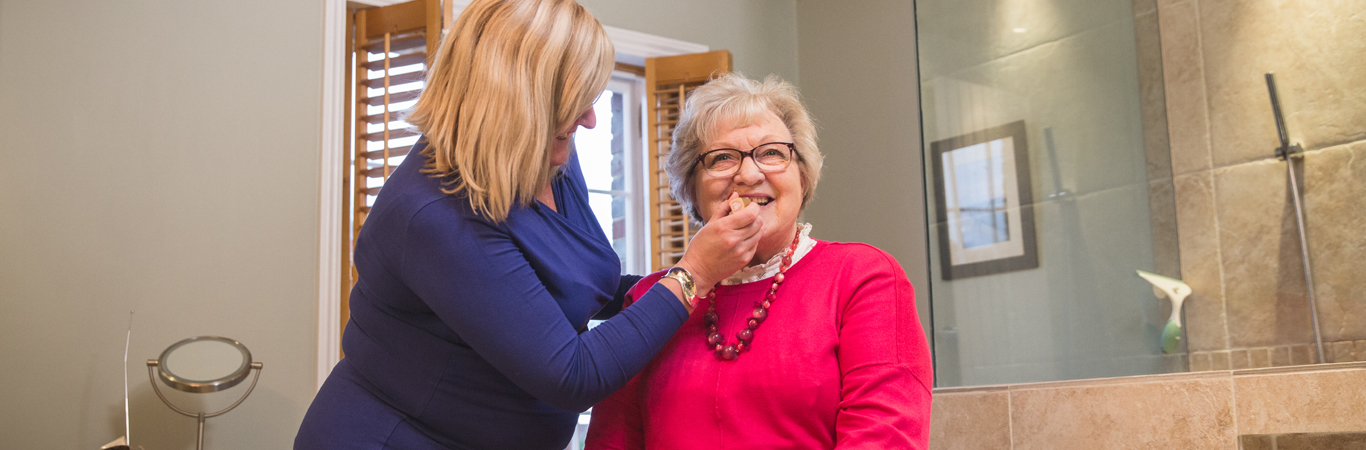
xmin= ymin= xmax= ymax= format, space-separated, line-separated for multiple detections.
xmin=916 ymin=0 xmax=1182 ymax=386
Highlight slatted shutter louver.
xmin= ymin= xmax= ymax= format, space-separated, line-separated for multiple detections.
xmin=645 ymin=50 xmax=732 ymax=271
xmin=342 ymin=0 xmax=441 ymax=345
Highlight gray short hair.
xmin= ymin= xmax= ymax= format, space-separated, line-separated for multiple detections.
xmin=666 ymin=73 xmax=822 ymax=224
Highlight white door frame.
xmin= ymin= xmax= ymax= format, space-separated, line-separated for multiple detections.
xmin=317 ymin=0 xmax=707 ymax=389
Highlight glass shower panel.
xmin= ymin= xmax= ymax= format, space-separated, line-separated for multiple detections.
xmin=916 ymin=0 xmax=1183 ymax=386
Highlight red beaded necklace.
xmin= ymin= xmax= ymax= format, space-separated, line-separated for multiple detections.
xmin=703 ymin=231 xmax=802 ymax=361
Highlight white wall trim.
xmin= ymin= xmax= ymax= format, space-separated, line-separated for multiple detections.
xmin=438 ymin=1 xmax=709 ymax=65
xmin=315 ymin=0 xmax=706 ymax=388
xmin=349 ymin=0 xmax=409 ymax=6
xmin=316 ymin=0 xmax=347 ymax=391
xmin=602 ymin=25 xmax=708 ymax=66
xmin=447 ymin=0 xmax=472 ymax=16
xmin=348 ymin=0 xmax=707 ymax=65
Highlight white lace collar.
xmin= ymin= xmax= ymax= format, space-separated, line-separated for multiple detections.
xmin=720 ymin=223 xmax=816 ymax=285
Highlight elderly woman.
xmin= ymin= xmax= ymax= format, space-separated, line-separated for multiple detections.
xmin=585 ymin=73 xmax=933 ymax=449
xmin=294 ymin=1 xmax=764 ymax=449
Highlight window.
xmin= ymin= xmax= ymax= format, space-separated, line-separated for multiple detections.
xmin=358 ymin=44 xmax=425 ymax=210
xmin=575 ymin=74 xmax=649 ymax=275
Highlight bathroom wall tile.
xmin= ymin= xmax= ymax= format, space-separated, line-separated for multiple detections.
xmin=1301 ymin=143 xmax=1366 ymax=342
xmin=1213 ymin=161 xmax=1315 ymax=348
xmin=1288 ymin=344 xmax=1314 ymax=365
xmin=1273 ymin=432 xmax=1366 ymax=450
xmin=1009 ymin=377 xmax=1236 ymax=450
xmin=1157 ymin=0 xmax=1212 ymax=175
xmin=1329 ymin=341 xmax=1358 ymax=364
xmin=1211 ymin=350 xmax=1230 ymax=370
xmin=1164 ymin=353 xmax=1188 ymax=373
xmin=1248 ymin=347 xmax=1270 ymax=368
xmin=1173 ymin=172 xmax=1227 ymax=351
xmin=1270 ymin=346 xmax=1291 ymax=367
xmin=1198 ymin=0 xmax=1366 ymax=167
xmin=1234 ymin=367 xmax=1366 ymax=434
xmin=929 ymin=391 xmax=1011 ymax=450
xmin=1190 ymin=352 xmax=1212 ymax=372
xmin=1135 ymin=10 xmax=1171 ymax=182
xmin=1239 ymin=435 xmax=1274 ymax=450
xmin=1228 ymin=349 xmax=1249 ymax=369
xmin=1154 ymin=0 xmax=1188 ymax=16
xmin=1149 ymin=181 xmax=1180 ymax=279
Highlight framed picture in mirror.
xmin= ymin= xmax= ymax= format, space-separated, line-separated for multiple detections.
xmin=930 ymin=120 xmax=1038 ymax=280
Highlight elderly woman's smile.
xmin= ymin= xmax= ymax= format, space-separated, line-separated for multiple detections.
xmin=696 ymin=111 xmax=804 ymax=265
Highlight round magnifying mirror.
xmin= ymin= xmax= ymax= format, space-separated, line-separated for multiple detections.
xmin=155 ymin=336 xmax=252 ymax=393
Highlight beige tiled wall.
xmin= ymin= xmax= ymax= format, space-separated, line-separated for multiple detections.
xmin=927 ymin=389 xmax=1011 ymax=450
xmin=1155 ymin=0 xmax=1366 ymax=362
xmin=1188 ymin=339 xmax=1366 ymax=371
xmin=1235 ymin=366 xmax=1366 ymax=435
xmin=928 ymin=1 xmax=1364 ymax=446
xmin=929 ymin=363 xmax=1366 ymax=450
xmin=925 ymin=2 xmax=1365 ymax=447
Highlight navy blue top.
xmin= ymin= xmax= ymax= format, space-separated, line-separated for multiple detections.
xmin=296 ymin=140 xmax=690 ymax=450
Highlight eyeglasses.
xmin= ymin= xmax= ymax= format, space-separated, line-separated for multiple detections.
xmin=694 ymin=142 xmax=798 ymax=177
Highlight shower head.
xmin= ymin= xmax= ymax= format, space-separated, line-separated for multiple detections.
xmin=1265 ymin=73 xmax=1304 ymax=160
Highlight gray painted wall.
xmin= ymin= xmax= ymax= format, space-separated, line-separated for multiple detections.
xmin=579 ymin=0 xmax=800 ymax=84
xmin=0 ymin=0 xmax=323 ymax=448
xmin=795 ymin=0 xmax=934 ymax=339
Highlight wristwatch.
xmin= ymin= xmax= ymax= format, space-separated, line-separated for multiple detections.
xmin=662 ymin=267 xmax=697 ymax=305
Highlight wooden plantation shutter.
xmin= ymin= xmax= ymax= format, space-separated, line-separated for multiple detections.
xmin=645 ymin=50 xmax=732 ymax=271
xmin=341 ymin=0 xmax=441 ymax=343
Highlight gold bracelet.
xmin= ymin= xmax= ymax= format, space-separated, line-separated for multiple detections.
xmin=662 ymin=267 xmax=697 ymax=304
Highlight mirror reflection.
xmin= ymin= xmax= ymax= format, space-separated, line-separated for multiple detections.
xmin=164 ymin=340 xmax=247 ymax=383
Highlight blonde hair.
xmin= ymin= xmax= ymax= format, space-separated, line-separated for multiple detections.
xmin=406 ymin=0 xmax=614 ymax=222
xmin=667 ymin=73 xmax=823 ymax=224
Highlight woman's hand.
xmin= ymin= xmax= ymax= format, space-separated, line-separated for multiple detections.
xmin=675 ymin=192 xmax=765 ymax=294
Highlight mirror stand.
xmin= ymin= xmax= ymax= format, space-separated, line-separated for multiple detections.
xmin=146 ymin=336 xmax=263 ymax=450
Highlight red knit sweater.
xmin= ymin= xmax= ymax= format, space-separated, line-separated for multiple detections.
xmin=586 ymin=240 xmax=933 ymax=449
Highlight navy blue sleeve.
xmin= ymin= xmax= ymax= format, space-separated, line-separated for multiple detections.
xmin=593 ymin=275 xmax=644 ymax=320
xmin=400 ymin=203 xmax=688 ymax=412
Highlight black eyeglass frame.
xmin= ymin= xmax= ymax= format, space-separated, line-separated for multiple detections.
xmin=693 ymin=142 xmax=800 ymax=176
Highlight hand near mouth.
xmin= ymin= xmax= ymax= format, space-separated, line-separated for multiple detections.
xmin=730 ymin=194 xmax=753 ymax=212
xmin=729 ymin=190 xmax=775 ymax=213
xmin=674 ymin=192 xmax=765 ymax=296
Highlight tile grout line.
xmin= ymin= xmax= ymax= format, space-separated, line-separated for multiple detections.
xmin=1206 ymin=140 xmax=1366 ymax=172
xmin=1229 ymin=374 xmax=1241 ymax=449
xmin=1006 ymin=388 xmax=1015 ymax=450
xmin=1189 ymin=0 xmax=1234 ymax=354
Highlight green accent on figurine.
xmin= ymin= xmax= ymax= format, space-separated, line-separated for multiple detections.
xmin=1162 ymin=319 xmax=1182 ymax=354
xmin=1138 ymin=270 xmax=1193 ymax=355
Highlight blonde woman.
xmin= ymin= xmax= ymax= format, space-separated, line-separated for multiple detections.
xmin=295 ymin=1 xmax=763 ymax=448
xmin=586 ymin=74 xmax=933 ymax=449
